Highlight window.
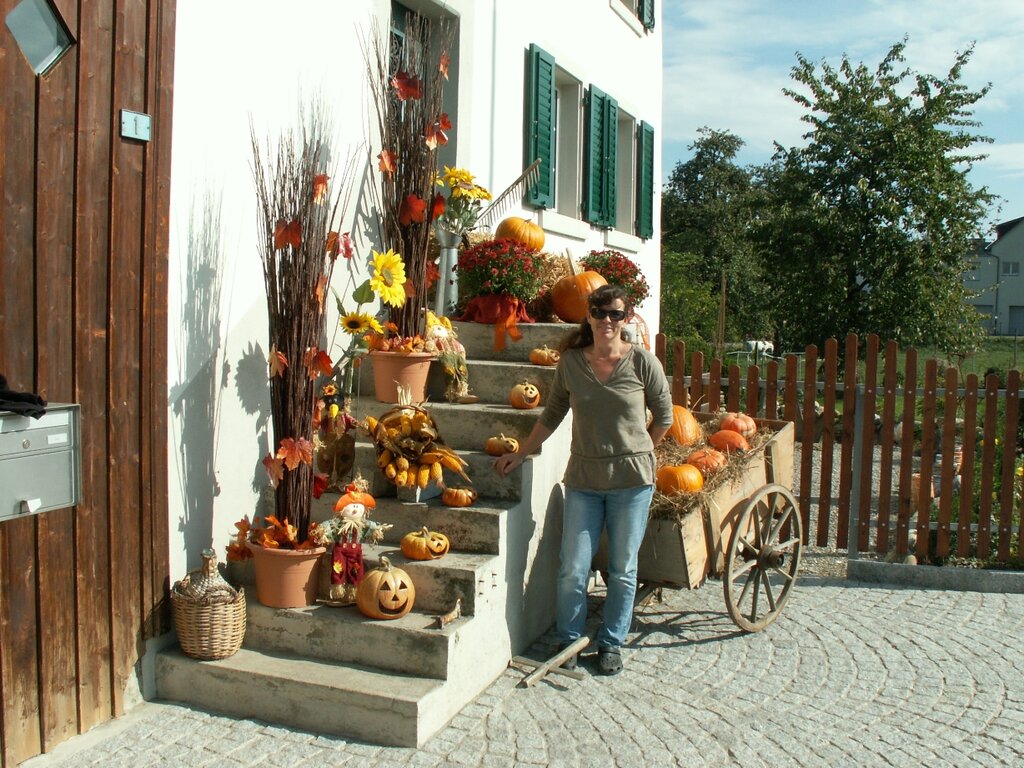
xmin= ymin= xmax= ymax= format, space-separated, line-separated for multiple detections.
xmin=554 ymin=72 xmax=583 ymax=218
xmin=524 ymin=45 xmax=655 ymax=238
xmin=1003 ymin=261 xmax=1020 ymax=277
xmin=611 ymin=0 xmax=655 ymax=31
xmin=5 ymin=0 xmax=73 ymax=75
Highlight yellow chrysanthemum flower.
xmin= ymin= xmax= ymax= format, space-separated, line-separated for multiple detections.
xmin=443 ymin=166 xmax=474 ymax=187
xmin=370 ymin=249 xmax=407 ymax=307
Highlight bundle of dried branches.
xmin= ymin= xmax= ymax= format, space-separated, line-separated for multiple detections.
xmin=365 ymin=13 xmax=454 ymax=339
xmin=251 ymin=101 xmax=354 ymax=541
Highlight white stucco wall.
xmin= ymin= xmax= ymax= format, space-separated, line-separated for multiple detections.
xmin=167 ymin=0 xmax=662 ymax=578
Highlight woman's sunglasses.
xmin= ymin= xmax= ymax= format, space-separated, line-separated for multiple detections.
xmin=590 ymin=307 xmax=627 ymax=322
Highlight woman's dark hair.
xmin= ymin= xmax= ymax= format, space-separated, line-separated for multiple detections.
xmin=559 ymin=284 xmax=633 ymax=351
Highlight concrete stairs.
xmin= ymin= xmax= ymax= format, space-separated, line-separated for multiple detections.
xmin=156 ymin=321 xmax=574 ymax=746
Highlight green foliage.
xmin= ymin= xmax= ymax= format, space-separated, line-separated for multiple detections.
xmin=754 ymin=40 xmax=994 ymax=355
xmin=661 ymin=128 xmax=773 ymax=340
xmin=659 ymin=248 xmax=717 ymax=364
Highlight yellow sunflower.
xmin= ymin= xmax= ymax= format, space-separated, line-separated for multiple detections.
xmin=340 ymin=312 xmax=382 ymax=336
xmin=370 ymin=249 xmax=407 ymax=307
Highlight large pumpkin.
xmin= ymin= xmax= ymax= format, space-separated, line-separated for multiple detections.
xmin=495 ymin=216 xmax=545 ymax=251
xmin=686 ymin=448 xmax=727 ymax=477
xmin=666 ymin=405 xmax=701 ymax=447
xmin=356 ymin=556 xmax=416 ymax=620
xmin=400 ymin=527 xmax=450 ymax=560
xmin=707 ymin=429 xmax=750 ymax=454
xmin=551 ymin=271 xmax=607 ymax=323
xmin=656 ymin=464 xmax=704 ymax=495
xmin=720 ymin=412 xmax=757 ymax=438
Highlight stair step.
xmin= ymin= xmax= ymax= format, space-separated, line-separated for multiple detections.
xmin=157 ymin=647 xmax=442 ymax=747
xmin=360 ymin=543 xmax=495 ymax=617
xmin=350 ymin=395 xmax=545 ymax=452
xmin=312 ymin=494 xmax=512 ymax=555
xmin=432 ymin=358 xmax=556 ymax=405
xmin=451 ymin=321 xmax=571 ymax=361
xmin=242 ymin=601 xmax=466 ymax=679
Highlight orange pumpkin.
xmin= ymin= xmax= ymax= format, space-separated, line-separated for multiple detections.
xmin=356 ymin=556 xmax=415 ymax=620
xmin=666 ymin=405 xmax=701 ymax=447
xmin=707 ymin=429 xmax=750 ymax=453
xmin=529 ymin=345 xmax=560 ymax=366
xmin=442 ymin=486 xmax=478 ymax=507
xmin=484 ymin=433 xmax=520 ymax=456
xmin=509 ymin=380 xmax=541 ymax=409
xmin=400 ymin=527 xmax=450 ymax=560
xmin=551 ymin=271 xmax=607 ymax=323
xmin=686 ymin=448 xmax=727 ymax=476
xmin=720 ymin=412 xmax=757 ymax=438
xmin=656 ymin=464 xmax=704 ymax=495
xmin=495 ymin=216 xmax=545 ymax=251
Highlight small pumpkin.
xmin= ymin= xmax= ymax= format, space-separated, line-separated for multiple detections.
xmin=400 ymin=526 xmax=450 ymax=560
xmin=529 ymin=345 xmax=560 ymax=366
xmin=707 ymin=429 xmax=750 ymax=453
xmin=656 ymin=464 xmax=704 ymax=495
xmin=495 ymin=216 xmax=545 ymax=251
xmin=442 ymin=486 xmax=478 ymax=507
xmin=484 ymin=433 xmax=520 ymax=456
xmin=356 ymin=556 xmax=416 ymax=620
xmin=666 ymin=405 xmax=702 ymax=447
xmin=551 ymin=270 xmax=607 ymax=324
xmin=686 ymin=448 xmax=727 ymax=477
xmin=509 ymin=380 xmax=541 ymax=409
xmin=720 ymin=412 xmax=757 ymax=438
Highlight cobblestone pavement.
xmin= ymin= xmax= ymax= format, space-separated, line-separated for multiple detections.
xmin=25 ymin=575 xmax=1024 ymax=768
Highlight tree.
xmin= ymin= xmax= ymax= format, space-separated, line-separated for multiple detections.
xmin=659 ymin=248 xmax=718 ymax=362
xmin=756 ymin=40 xmax=993 ymax=354
xmin=662 ymin=128 xmax=772 ymax=342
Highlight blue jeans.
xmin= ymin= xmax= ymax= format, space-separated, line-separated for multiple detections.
xmin=557 ymin=484 xmax=654 ymax=649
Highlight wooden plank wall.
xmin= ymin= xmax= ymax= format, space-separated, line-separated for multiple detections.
xmin=0 ymin=0 xmax=175 ymax=764
xmin=657 ymin=332 xmax=1023 ymax=565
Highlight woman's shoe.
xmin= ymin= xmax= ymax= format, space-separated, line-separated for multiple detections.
xmin=597 ymin=646 xmax=622 ymax=675
xmin=556 ymin=643 xmax=578 ymax=671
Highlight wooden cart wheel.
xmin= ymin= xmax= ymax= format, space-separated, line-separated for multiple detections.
xmin=723 ymin=483 xmax=802 ymax=633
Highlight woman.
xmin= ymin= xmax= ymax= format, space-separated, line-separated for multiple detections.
xmin=494 ymin=284 xmax=673 ymax=675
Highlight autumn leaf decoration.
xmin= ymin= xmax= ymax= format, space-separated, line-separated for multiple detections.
xmin=304 ymin=347 xmax=334 ymax=380
xmin=399 ymin=194 xmax=427 ymax=226
xmin=277 ymin=437 xmax=313 ymax=471
xmin=425 ymin=113 xmax=451 ymax=150
xmin=391 ymin=71 xmax=423 ymax=101
xmin=269 ymin=345 xmax=289 ymax=378
xmin=273 ymin=218 xmax=302 ymax=250
xmin=377 ymin=149 xmax=397 ymax=178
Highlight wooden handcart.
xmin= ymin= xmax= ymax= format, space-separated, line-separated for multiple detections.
xmin=596 ymin=413 xmax=801 ymax=633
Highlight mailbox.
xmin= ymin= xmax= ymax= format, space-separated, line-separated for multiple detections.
xmin=0 ymin=404 xmax=81 ymax=522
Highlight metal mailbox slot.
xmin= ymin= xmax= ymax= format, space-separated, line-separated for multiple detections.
xmin=0 ymin=404 xmax=81 ymax=522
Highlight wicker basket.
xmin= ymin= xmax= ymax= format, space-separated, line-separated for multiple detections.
xmin=171 ymin=549 xmax=246 ymax=660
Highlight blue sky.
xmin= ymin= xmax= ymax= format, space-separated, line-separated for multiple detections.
xmin=662 ymin=0 xmax=1024 ymax=233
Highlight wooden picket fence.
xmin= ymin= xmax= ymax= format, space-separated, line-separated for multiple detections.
xmin=654 ymin=332 xmax=1023 ymax=563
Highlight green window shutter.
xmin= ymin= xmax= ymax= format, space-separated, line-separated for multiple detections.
xmin=524 ymin=44 xmax=556 ymax=208
xmin=636 ymin=121 xmax=655 ymax=238
xmin=584 ymin=85 xmax=607 ymax=224
xmin=603 ymin=96 xmax=618 ymax=228
xmin=640 ymin=0 xmax=655 ymax=31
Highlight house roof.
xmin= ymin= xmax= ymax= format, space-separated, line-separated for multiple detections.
xmin=995 ymin=216 xmax=1024 ymax=240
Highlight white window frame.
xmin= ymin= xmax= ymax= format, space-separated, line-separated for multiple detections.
xmin=1002 ymin=261 xmax=1020 ymax=277
xmin=554 ymin=69 xmax=583 ymax=221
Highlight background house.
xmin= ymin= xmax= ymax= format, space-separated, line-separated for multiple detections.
xmin=965 ymin=216 xmax=1024 ymax=335
xmin=167 ymin=0 xmax=664 ymax=580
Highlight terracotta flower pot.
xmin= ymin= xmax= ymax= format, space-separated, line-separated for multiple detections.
xmin=247 ymin=543 xmax=326 ymax=608
xmin=369 ymin=351 xmax=433 ymax=403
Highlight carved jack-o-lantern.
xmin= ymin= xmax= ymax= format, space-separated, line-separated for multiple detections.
xmin=400 ymin=526 xmax=451 ymax=560
xmin=356 ymin=556 xmax=416 ymax=620
xmin=484 ymin=433 xmax=520 ymax=456
xmin=509 ymin=380 xmax=541 ymax=409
